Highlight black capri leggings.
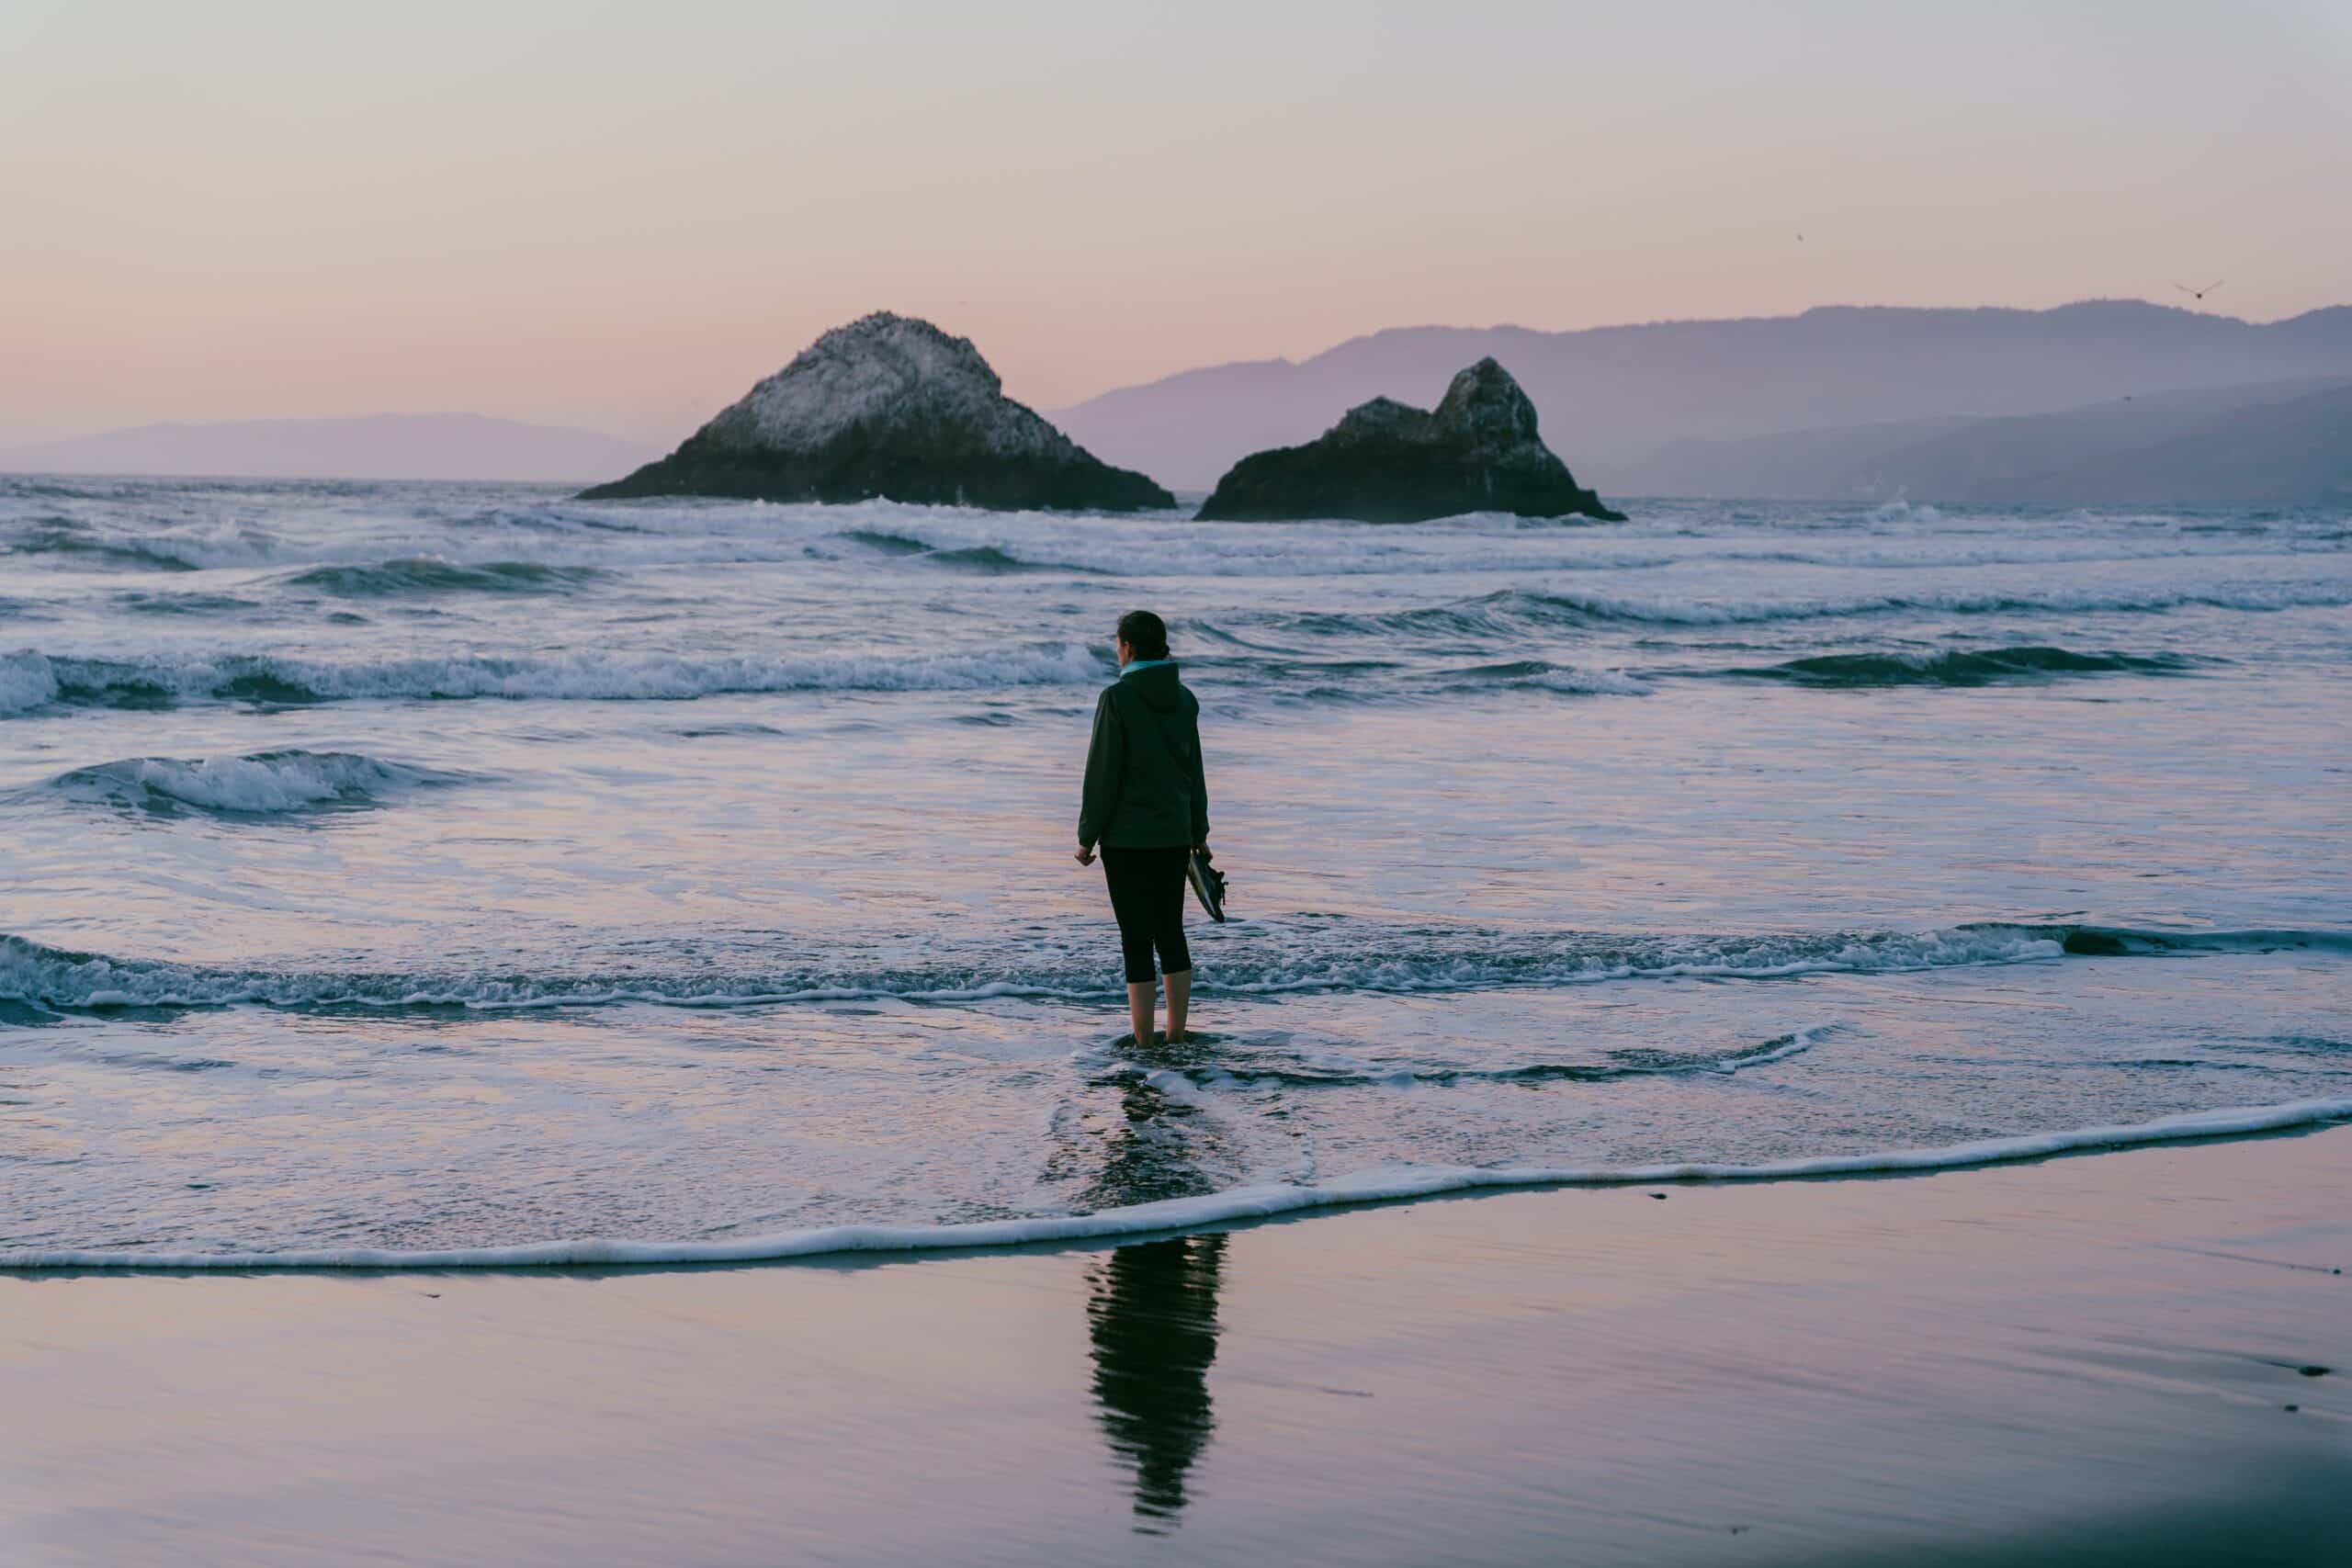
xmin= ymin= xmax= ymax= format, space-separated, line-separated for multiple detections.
xmin=1102 ymin=845 xmax=1193 ymax=985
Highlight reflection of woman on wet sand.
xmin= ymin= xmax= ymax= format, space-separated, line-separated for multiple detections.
xmin=1086 ymin=1234 xmax=1226 ymax=1533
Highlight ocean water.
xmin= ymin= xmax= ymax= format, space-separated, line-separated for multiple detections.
xmin=2 ymin=477 xmax=2347 ymax=1267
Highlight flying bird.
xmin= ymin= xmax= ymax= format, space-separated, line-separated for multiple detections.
xmin=2173 ymin=279 xmax=2223 ymax=301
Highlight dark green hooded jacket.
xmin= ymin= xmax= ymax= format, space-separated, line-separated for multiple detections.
xmin=1079 ymin=661 xmax=1209 ymax=851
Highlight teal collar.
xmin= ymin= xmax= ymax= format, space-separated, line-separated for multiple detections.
xmin=1119 ymin=658 xmax=1176 ymax=677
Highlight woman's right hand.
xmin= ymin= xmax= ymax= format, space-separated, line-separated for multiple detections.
xmin=1074 ymin=845 xmax=1096 ymax=866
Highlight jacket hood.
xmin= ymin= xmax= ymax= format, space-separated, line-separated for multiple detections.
xmin=1120 ymin=660 xmax=1187 ymax=712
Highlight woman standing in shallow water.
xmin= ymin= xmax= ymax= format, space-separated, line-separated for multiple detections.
xmin=1076 ymin=610 xmax=1210 ymax=1047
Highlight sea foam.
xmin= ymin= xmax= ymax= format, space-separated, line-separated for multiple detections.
xmin=9 ymin=920 xmax=2330 ymax=1016
xmin=37 ymin=750 xmax=455 ymax=816
xmin=6 ymin=1096 xmax=2345 ymax=1271
xmin=0 ymin=925 xmax=2090 ymax=1013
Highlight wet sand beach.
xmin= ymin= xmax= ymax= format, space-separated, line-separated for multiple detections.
xmin=6 ymin=1124 xmax=2346 ymax=1566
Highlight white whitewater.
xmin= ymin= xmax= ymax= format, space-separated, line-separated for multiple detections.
xmin=9 ymin=1097 xmax=2348 ymax=1271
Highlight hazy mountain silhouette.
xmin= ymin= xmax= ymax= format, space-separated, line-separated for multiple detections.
xmin=0 ymin=414 xmax=656 ymax=483
xmin=1054 ymin=301 xmax=2352 ymax=493
xmin=1620 ymin=378 xmax=2352 ymax=505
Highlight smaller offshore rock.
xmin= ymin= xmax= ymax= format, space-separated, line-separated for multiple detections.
xmin=1195 ymin=358 xmax=1625 ymax=523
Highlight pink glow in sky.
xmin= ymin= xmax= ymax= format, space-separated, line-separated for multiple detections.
xmin=4 ymin=1 xmax=2347 ymax=444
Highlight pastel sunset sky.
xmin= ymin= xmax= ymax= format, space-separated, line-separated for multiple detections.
xmin=4 ymin=0 xmax=2346 ymax=443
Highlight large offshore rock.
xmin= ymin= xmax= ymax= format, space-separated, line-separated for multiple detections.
xmin=1195 ymin=358 xmax=1624 ymax=522
xmin=581 ymin=313 xmax=1174 ymax=512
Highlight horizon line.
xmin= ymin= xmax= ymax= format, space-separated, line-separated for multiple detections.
xmin=10 ymin=294 xmax=2346 ymax=447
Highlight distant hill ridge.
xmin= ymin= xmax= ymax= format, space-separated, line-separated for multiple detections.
xmin=1054 ymin=299 xmax=2352 ymax=493
xmin=1619 ymin=377 xmax=2352 ymax=506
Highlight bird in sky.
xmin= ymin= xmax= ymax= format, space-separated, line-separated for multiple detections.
xmin=2173 ymin=279 xmax=2223 ymax=301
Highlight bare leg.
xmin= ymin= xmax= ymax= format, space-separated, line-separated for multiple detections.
xmin=1126 ymin=980 xmax=1155 ymax=1047
xmin=1164 ymin=968 xmax=1192 ymax=1043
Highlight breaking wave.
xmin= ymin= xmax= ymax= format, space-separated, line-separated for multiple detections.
xmin=28 ymin=750 xmax=460 ymax=817
xmin=9 ymin=1095 xmax=2347 ymax=1270
xmin=2023 ymin=924 xmax=2352 ymax=958
xmin=1427 ymin=659 xmax=1648 ymax=695
xmin=111 ymin=591 xmax=266 ymax=617
xmin=838 ymin=528 xmax=934 ymax=556
xmin=835 ymin=529 xmax=1103 ymax=575
xmin=8 ymin=922 xmax=2329 ymax=1017
xmin=1717 ymin=646 xmax=2211 ymax=687
xmin=0 ymin=643 xmax=1107 ymax=715
xmin=6 ymin=525 xmax=201 ymax=572
xmin=279 ymin=557 xmax=607 ymax=597
xmin=1453 ymin=583 xmax=2352 ymax=628
xmin=927 ymin=544 xmax=1101 ymax=574
xmin=1216 ymin=583 xmax=2352 ymax=651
